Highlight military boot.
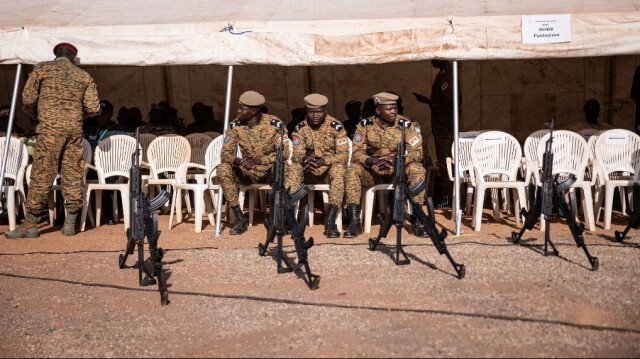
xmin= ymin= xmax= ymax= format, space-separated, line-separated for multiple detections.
xmin=343 ymin=204 xmax=363 ymax=238
xmin=60 ymin=211 xmax=79 ymax=236
xmin=324 ymin=204 xmax=340 ymax=238
xmin=229 ymin=205 xmax=248 ymax=235
xmin=4 ymin=212 xmax=40 ymax=239
xmin=411 ymin=220 xmax=429 ymax=238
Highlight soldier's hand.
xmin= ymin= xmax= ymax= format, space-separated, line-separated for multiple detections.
xmin=377 ymin=154 xmax=395 ymax=171
xmin=233 ymin=157 xmax=243 ymax=167
xmin=413 ymin=92 xmax=430 ymax=104
xmin=315 ymin=157 xmax=326 ymax=167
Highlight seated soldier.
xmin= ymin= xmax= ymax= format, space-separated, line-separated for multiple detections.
xmin=288 ymin=94 xmax=350 ymax=238
xmin=217 ymin=91 xmax=296 ymax=235
xmin=343 ymin=92 xmax=429 ymax=238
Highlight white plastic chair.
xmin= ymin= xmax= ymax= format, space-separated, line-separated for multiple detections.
xmin=470 ymin=131 xmax=527 ymax=231
xmin=535 ymin=130 xmax=597 ymax=231
xmin=0 ymin=137 xmax=28 ymax=230
xmin=445 ymin=133 xmax=478 ymax=220
xmin=522 ymin=129 xmax=550 ymax=185
xmin=139 ymin=133 xmax=156 ymax=163
xmin=169 ymin=135 xmax=224 ymax=232
xmin=185 ymin=133 xmax=213 ymax=166
xmin=593 ymin=129 xmax=640 ymax=230
xmin=305 ymin=138 xmax=352 ymax=233
xmin=80 ymin=135 xmax=137 ymax=231
xmin=203 ymin=131 xmax=222 ymax=139
xmin=146 ymin=134 xmax=191 ymax=212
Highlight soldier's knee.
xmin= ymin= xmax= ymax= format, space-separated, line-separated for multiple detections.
xmin=217 ymin=163 xmax=233 ymax=178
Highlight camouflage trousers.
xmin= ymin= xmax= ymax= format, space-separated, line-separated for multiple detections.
xmin=217 ymin=162 xmax=297 ymax=207
xmin=432 ymin=122 xmax=454 ymax=201
xmin=344 ymin=162 xmax=426 ymax=205
xmin=287 ymin=163 xmax=345 ymax=206
xmin=27 ymin=131 xmax=84 ymax=214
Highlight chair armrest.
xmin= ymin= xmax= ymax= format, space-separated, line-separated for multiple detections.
xmin=176 ymin=162 xmax=206 ymax=184
xmin=446 ymin=157 xmax=455 ymax=181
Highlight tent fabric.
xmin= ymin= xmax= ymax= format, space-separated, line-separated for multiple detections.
xmin=1 ymin=0 xmax=640 ymax=66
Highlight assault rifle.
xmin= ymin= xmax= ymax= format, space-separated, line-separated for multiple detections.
xmin=615 ymin=184 xmax=640 ymax=241
xmin=512 ymin=119 xmax=599 ymax=270
xmin=258 ymin=125 xmax=320 ymax=290
xmin=119 ymin=128 xmax=172 ymax=305
xmin=368 ymin=122 xmax=465 ymax=279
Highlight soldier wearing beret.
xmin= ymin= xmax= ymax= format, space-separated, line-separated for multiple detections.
xmin=288 ymin=94 xmax=350 ymax=238
xmin=218 ymin=91 xmax=295 ymax=235
xmin=343 ymin=92 xmax=429 ymax=238
xmin=6 ymin=42 xmax=101 ymax=238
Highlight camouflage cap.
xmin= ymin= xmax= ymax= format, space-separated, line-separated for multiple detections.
xmin=238 ymin=91 xmax=265 ymax=107
xmin=372 ymin=92 xmax=399 ymax=106
xmin=53 ymin=42 xmax=78 ymax=57
xmin=304 ymin=93 xmax=328 ymax=109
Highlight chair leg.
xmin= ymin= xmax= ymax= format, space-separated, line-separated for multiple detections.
xmin=194 ymin=188 xmax=204 ymax=233
xmin=121 ymin=188 xmax=130 ymax=231
xmin=7 ymin=190 xmax=16 ymax=231
xmin=248 ymin=190 xmax=255 ymax=227
xmin=604 ymin=185 xmax=616 ymax=230
xmin=169 ymin=188 xmax=178 ymax=229
xmin=308 ymin=191 xmax=315 ymax=227
xmin=581 ymin=186 xmax=596 ymax=232
xmin=47 ymin=191 xmax=56 ymax=227
xmin=465 ymin=185 xmax=474 ymax=215
xmin=95 ymin=189 xmax=103 ymax=227
xmin=364 ymin=188 xmax=376 ymax=234
xmin=80 ymin=189 xmax=93 ymax=232
xmin=473 ymin=186 xmax=485 ymax=231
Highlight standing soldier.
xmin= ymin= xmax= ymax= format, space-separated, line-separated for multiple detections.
xmin=218 ymin=91 xmax=296 ymax=235
xmin=6 ymin=42 xmax=101 ymax=238
xmin=343 ymin=92 xmax=428 ymax=238
xmin=289 ymin=94 xmax=350 ymax=238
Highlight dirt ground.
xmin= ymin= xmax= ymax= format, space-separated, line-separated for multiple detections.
xmin=0 ymin=204 xmax=639 ymax=358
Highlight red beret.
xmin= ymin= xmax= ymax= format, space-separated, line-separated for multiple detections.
xmin=53 ymin=42 xmax=78 ymax=57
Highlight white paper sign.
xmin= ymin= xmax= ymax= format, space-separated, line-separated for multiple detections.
xmin=605 ymin=132 xmax=629 ymax=145
xmin=483 ymin=135 xmax=506 ymax=145
xmin=522 ymin=14 xmax=571 ymax=44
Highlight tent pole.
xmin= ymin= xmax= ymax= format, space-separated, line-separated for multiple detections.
xmin=214 ymin=65 xmax=233 ymax=237
xmin=0 ymin=63 xmax=23 ymax=193
xmin=452 ymin=60 xmax=461 ymax=235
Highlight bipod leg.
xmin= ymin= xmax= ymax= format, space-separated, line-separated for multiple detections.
xmin=394 ymin=223 xmax=410 ymax=265
xmin=118 ymin=235 xmax=136 ymax=269
xmin=555 ymin=186 xmax=599 ymax=271
xmin=512 ymin=188 xmax=542 ymax=244
xmin=259 ymin=226 xmax=276 ymax=256
xmin=615 ymin=185 xmax=640 ymax=241
xmin=369 ymin=216 xmax=393 ymax=251
xmin=543 ymin=216 xmax=559 ymax=257
xmin=276 ymin=230 xmax=293 ymax=274
xmin=293 ymin=237 xmax=320 ymax=290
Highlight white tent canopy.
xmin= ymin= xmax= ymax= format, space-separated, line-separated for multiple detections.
xmin=1 ymin=0 xmax=640 ymax=65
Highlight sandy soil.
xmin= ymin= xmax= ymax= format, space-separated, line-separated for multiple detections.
xmin=0 ymin=205 xmax=639 ymax=358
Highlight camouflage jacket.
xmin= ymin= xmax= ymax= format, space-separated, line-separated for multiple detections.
xmin=220 ymin=114 xmax=290 ymax=172
xmin=291 ymin=115 xmax=350 ymax=167
xmin=352 ymin=115 xmax=423 ymax=174
xmin=22 ymin=57 xmax=101 ymax=133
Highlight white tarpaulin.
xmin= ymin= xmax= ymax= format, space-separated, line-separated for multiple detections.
xmin=1 ymin=0 xmax=640 ymax=65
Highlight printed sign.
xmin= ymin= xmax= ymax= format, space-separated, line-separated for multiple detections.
xmin=522 ymin=14 xmax=571 ymax=44
xmin=604 ymin=132 xmax=629 ymax=145
xmin=482 ymin=135 xmax=506 ymax=145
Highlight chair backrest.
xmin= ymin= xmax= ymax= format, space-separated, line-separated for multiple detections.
xmin=93 ymin=134 xmax=138 ymax=182
xmin=470 ymin=131 xmax=522 ymax=180
xmin=0 ymin=137 xmax=28 ymax=187
xmin=185 ymin=133 xmax=213 ymax=165
xmin=450 ymin=138 xmax=475 ymax=175
xmin=203 ymin=131 xmax=222 ymax=139
xmin=205 ymin=135 xmax=225 ymax=179
xmin=579 ymin=128 xmax=600 ymax=140
xmin=594 ymin=129 xmax=640 ymax=179
xmin=146 ymin=134 xmax=191 ymax=178
xmin=536 ymin=130 xmax=590 ymax=181
xmin=139 ymin=133 xmax=157 ymax=163
xmin=586 ymin=130 xmax=605 ymax=160
xmin=523 ymin=129 xmax=550 ymax=163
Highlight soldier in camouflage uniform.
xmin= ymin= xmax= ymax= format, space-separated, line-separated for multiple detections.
xmin=343 ymin=92 xmax=428 ymax=238
xmin=6 ymin=43 xmax=101 ymax=238
xmin=288 ymin=94 xmax=350 ymax=238
xmin=218 ymin=91 xmax=296 ymax=235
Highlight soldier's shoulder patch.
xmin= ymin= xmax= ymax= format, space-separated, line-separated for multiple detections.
xmin=270 ymin=119 xmax=284 ymax=130
xmin=354 ymin=132 xmax=363 ymax=143
xmin=336 ymin=137 xmax=348 ymax=146
xmin=292 ymin=135 xmax=302 ymax=146
xmin=229 ymin=120 xmax=243 ymax=129
xmin=294 ymin=121 xmax=306 ymax=132
xmin=330 ymin=121 xmax=344 ymax=132
xmin=223 ymin=134 xmax=232 ymax=143
xmin=441 ymin=82 xmax=448 ymax=91
xmin=360 ymin=118 xmax=373 ymax=126
xmin=409 ymin=135 xmax=420 ymax=147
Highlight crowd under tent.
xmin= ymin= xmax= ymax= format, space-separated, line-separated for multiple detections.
xmin=1 ymin=0 xmax=640 ymax=234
